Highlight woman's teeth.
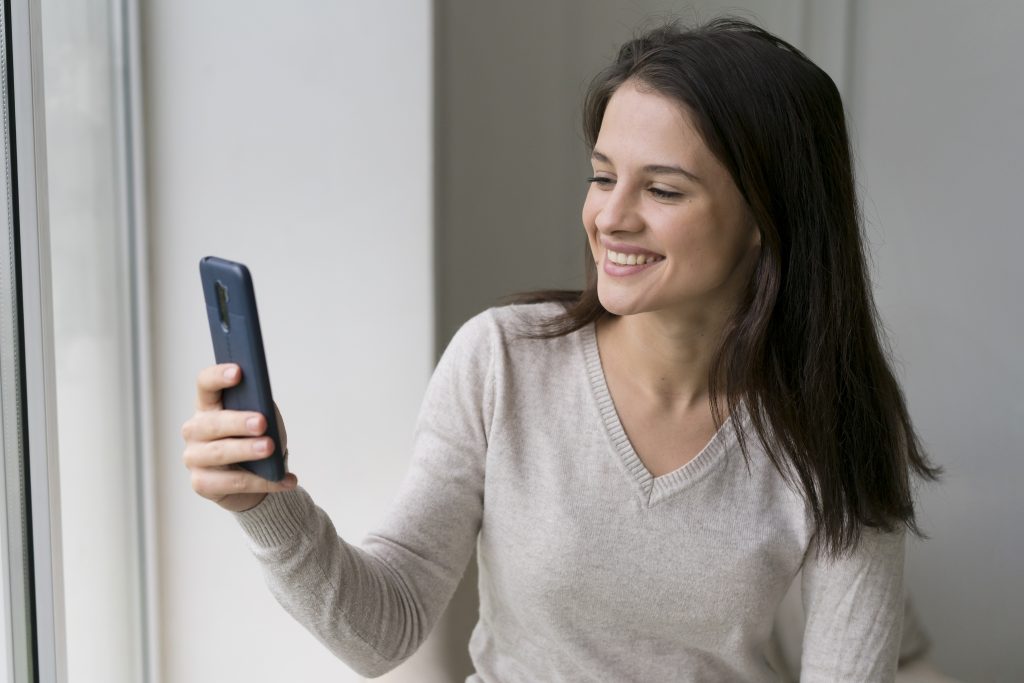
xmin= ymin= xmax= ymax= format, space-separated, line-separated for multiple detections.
xmin=607 ymin=249 xmax=664 ymax=266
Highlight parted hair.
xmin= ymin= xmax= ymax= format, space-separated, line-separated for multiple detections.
xmin=507 ymin=18 xmax=941 ymax=558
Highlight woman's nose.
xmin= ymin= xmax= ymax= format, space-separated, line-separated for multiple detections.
xmin=594 ymin=186 xmax=642 ymax=234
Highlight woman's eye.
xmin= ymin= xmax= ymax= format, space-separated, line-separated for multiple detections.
xmin=649 ymin=187 xmax=683 ymax=200
xmin=586 ymin=176 xmax=681 ymax=200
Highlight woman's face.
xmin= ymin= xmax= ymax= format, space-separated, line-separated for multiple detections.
xmin=582 ymin=80 xmax=760 ymax=321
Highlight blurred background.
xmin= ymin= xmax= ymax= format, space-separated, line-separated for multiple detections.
xmin=25 ymin=0 xmax=1024 ymax=681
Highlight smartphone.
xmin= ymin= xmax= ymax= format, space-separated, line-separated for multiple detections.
xmin=199 ymin=256 xmax=286 ymax=481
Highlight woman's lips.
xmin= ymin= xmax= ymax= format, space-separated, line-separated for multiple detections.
xmin=602 ymin=251 xmax=664 ymax=276
xmin=605 ymin=247 xmax=663 ymax=265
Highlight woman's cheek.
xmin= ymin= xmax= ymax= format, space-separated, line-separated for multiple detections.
xmin=582 ymin=212 xmax=599 ymax=256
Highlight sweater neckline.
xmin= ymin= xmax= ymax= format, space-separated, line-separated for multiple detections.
xmin=579 ymin=320 xmax=749 ymax=507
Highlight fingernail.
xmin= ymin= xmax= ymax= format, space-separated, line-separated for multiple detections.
xmin=246 ymin=416 xmax=261 ymax=433
xmin=223 ymin=366 xmax=237 ymax=381
xmin=252 ymin=439 xmax=268 ymax=454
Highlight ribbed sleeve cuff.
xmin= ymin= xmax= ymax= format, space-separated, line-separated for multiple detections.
xmin=233 ymin=488 xmax=312 ymax=548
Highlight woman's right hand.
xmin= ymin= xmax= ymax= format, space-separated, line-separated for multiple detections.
xmin=181 ymin=363 xmax=298 ymax=513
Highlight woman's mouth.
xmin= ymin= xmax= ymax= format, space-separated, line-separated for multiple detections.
xmin=603 ymin=249 xmax=664 ymax=276
xmin=606 ymin=248 xmax=663 ymax=265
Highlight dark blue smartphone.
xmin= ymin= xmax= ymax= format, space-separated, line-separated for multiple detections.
xmin=199 ymin=256 xmax=286 ymax=481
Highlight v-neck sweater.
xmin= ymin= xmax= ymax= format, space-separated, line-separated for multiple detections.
xmin=234 ymin=302 xmax=905 ymax=682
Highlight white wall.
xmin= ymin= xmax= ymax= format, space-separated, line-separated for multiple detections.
xmin=850 ymin=2 xmax=1024 ymax=680
xmin=142 ymin=2 xmax=433 ymax=682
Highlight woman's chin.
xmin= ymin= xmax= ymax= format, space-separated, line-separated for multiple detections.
xmin=597 ymin=290 xmax=648 ymax=317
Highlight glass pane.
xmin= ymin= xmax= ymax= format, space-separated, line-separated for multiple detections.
xmin=41 ymin=0 xmax=142 ymax=680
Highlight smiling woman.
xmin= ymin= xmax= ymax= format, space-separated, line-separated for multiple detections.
xmin=518 ymin=18 xmax=941 ymax=558
xmin=583 ymin=81 xmax=760 ymax=325
xmin=182 ymin=16 xmax=942 ymax=683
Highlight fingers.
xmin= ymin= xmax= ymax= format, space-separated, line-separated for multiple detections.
xmin=181 ymin=408 xmax=266 ymax=443
xmin=190 ymin=468 xmax=298 ymax=500
xmin=195 ymin=363 xmax=243 ymax=411
xmin=182 ymin=435 xmax=277 ymax=469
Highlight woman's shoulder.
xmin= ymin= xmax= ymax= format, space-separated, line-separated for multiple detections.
xmin=453 ymin=300 xmax=572 ymax=338
xmin=434 ymin=301 xmax=583 ymax=404
xmin=445 ymin=300 xmax=581 ymax=363
xmin=490 ymin=299 xmax=573 ymax=331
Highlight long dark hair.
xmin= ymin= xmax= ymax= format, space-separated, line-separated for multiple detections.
xmin=506 ymin=18 xmax=941 ymax=558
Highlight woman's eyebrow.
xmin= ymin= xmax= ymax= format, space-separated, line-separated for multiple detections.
xmin=591 ymin=150 xmax=702 ymax=184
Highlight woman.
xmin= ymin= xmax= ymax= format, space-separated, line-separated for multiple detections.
xmin=182 ymin=18 xmax=940 ymax=681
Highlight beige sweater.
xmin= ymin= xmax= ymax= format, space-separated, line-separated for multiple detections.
xmin=235 ymin=302 xmax=905 ymax=682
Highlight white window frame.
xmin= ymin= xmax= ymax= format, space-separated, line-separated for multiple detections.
xmin=2 ymin=0 xmax=154 ymax=680
xmin=2 ymin=0 xmax=65 ymax=680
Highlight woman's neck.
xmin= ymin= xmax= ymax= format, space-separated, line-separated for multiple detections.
xmin=596 ymin=308 xmax=730 ymax=413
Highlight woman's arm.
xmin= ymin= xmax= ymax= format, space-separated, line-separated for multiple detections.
xmin=233 ymin=312 xmax=496 ymax=677
xmin=799 ymin=527 xmax=906 ymax=682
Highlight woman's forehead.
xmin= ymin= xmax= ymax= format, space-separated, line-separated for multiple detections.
xmin=595 ymin=82 xmax=720 ymax=178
